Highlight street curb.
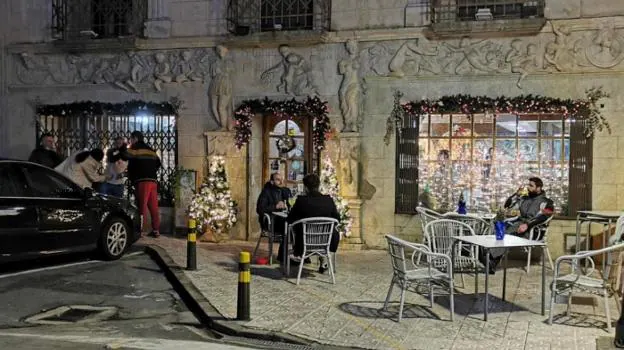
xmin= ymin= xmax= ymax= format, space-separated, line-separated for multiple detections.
xmin=143 ymin=244 xmax=316 ymax=346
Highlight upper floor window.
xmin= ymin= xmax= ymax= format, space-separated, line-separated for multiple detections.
xmin=227 ymin=0 xmax=330 ymax=35
xmin=52 ymin=0 xmax=147 ymax=40
xmin=431 ymin=0 xmax=544 ymax=23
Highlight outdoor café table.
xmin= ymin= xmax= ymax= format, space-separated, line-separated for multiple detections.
xmin=575 ymin=211 xmax=622 ymax=272
xmin=271 ymin=211 xmax=290 ymax=276
xmin=451 ymin=235 xmax=546 ymax=321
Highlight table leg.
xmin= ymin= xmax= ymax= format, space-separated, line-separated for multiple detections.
xmin=542 ymin=245 xmax=546 ymax=316
xmin=474 ymin=247 xmax=478 ymax=299
xmin=503 ymin=250 xmax=507 ymax=302
xmin=284 ymin=222 xmax=290 ymax=276
xmin=575 ymin=214 xmax=581 ymax=254
xmin=603 ymin=219 xmax=612 ymax=274
xmin=484 ymin=248 xmax=489 ymax=322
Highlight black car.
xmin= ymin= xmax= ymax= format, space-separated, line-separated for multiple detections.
xmin=0 ymin=159 xmax=141 ymax=262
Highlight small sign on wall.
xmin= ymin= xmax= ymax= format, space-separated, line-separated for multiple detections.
xmin=175 ymin=169 xmax=198 ymax=231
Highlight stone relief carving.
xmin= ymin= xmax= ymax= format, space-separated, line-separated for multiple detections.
xmin=338 ymin=137 xmax=359 ymax=198
xmin=388 ymin=39 xmax=438 ymax=77
xmin=585 ymin=24 xmax=624 ymax=68
xmin=260 ymin=45 xmax=318 ymax=96
xmin=338 ymin=39 xmax=362 ymax=132
xmin=15 ymin=49 xmax=214 ymax=92
xmin=208 ymin=45 xmax=234 ymax=131
xmin=506 ymin=39 xmax=539 ymax=88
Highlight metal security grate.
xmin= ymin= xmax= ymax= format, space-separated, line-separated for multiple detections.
xmin=226 ymin=0 xmax=330 ymax=34
xmin=52 ymin=0 xmax=148 ymax=40
xmin=432 ymin=0 xmax=544 ymax=23
xmin=395 ymin=113 xmax=420 ymax=214
xmin=36 ymin=111 xmax=177 ymax=207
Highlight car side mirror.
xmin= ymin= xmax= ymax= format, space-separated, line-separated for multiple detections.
xmin=83 ymin=187 xmax=94 ymax=199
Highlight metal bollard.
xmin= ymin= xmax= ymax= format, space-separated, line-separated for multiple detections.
xmin=186 ymin=219 xmax=197 ymax=271
xmin=237 ymin=251 xmax=251 ymax=321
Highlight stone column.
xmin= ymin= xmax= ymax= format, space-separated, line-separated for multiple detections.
xmin=204 ymin=130 xmax=248 ymax=242
xmin=337 ymin=132 xmax=363 ymax=250
xmin=144 ymin=0 xmax=172 ymax=38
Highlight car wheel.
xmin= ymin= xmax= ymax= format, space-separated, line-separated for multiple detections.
xmin=99 ymin=217 xmax=129 ymax=260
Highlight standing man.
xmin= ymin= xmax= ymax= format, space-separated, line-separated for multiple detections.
xmin=126 ymin=131 xmax=161 ymax=237
xmin=256 ymin=172 xmax=291 ymax=262
xmin=100 ymin=136 xmax=128 ymax=198
xmin=28 ymin=133 xmax=63 ymax=168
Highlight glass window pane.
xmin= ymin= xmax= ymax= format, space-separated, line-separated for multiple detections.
xmin=518 ymin=115 xmax=538 ymax=137
xmin=286 ymin=120 xmax=304 ymax=136
xmin=430 ymin=115 xmax=450 ymax=137
xmin=452 ymin=115 xmax=471 ymax=137
xmin=286 ymin=139 xmax=305 ymax=159
xmin=519 ymin=139 xmax=538 ymax=161
xmin=473 ymin=113 xmax=494 ymax=137
xmin=430 ymin=139 xmax=450 ymax=161
xmin=419 ymin=115 xmax=429 ymax=136
xmin=419 ymin=138 xmax=429 ymax=161
xmin=451 ymin=139 xmax=471 ymax=160
xmin=541 ymin=140 xmax=562 ymax=161
xmin=541 ymin=115 xmax=564 ymax=136
xmin=564 ymin=119 xmax=572 ymax=137
xmin=564 ymin=139 xmax=570 ymax=161
xmin=495 ymin=139 xmax=516 ymax=161
xmin=269 ymin=137 xmax=280 ymax=157
xmin=496 ymin=114 xmax=517 ymax=137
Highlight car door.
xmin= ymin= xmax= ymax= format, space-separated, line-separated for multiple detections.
xmin=20 ymin=163 xmax=99 ymax=252
xmin=0 ymin=162 xmax=40 ymax=257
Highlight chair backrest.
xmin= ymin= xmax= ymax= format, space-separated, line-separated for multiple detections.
xmin=385 ymin=234 xmax=431 ymax=278
xmin=425 ymin=219 xmax=475 ymax=258
xmin=416 ymin=206 xmax=441 ymax=235
xmin=442 ymin=213 xmax=491 ymax=235
xmin=290 ymin=217 xmax=338 ymax=253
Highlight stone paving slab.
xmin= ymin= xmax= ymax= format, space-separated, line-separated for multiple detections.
xmin=145 ymin=235 xmax=618 ymax=349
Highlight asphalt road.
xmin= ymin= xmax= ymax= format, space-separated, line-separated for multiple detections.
xmin=0 ymin=249 xmax=263 ymax=349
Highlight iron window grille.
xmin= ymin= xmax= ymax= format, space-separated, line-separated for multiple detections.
xmin=431 ymin=0 xmax=544 ymax=23
xmin=35 ymin=110 xmax=178 ymax=207
xmin=52 ymin=0 xmax=148 ymax=40
xmin=226 ymin=0 xmax=330 ymax=35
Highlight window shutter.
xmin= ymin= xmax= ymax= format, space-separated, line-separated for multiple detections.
xmin=568 ymin=119 xmax=593 ymax=216
xmin=395 ymin=113 xmax=420 ymax=214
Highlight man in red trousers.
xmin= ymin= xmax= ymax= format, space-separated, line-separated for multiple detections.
xmin=126 ymin=131 xmax=162 ymax=237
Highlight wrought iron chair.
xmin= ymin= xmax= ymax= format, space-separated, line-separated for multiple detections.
xmin=549 ymin=218 xmax=624 ymax=332
xmin=289 ymin=217 xmax=339 ymax=285
xmin=252 ymin=213 xmax=283 ymax=265
xmin=425 ymin=219 xmax=480 ymax=288
xmin=383 ymin=235 xmax=455 ymax=322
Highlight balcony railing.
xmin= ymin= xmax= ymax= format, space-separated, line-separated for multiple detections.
xmin=226 ymin=0 xmax=330 ymax=36
xmin=52 ymin=0 xmax=148 ymax=41
xmin=432 ymin=0 xmax=544 ymax=23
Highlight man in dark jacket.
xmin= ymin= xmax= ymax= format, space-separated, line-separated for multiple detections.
xmin=126 ymin=131 xmax=162 ymax=237
xmin=256 ymin=172 xmax=291 ymax=262
xmin=28 ymin=133 xmax=63 ymax=168
xmin=287 ymin=173 xmax=341 ymax=273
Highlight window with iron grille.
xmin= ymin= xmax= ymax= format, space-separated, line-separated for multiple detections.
xmin=52 ymin=0 xmax=147 ymax=40
xmin=398 ymin=113 xmax=592 ymax=217
xmin=431 ymin=0 xmax=544 ymax=23
xmin=226 ymin=0 xmax=330 ymax=34
xmin=35 ymin=110 xmax=177 ymax=207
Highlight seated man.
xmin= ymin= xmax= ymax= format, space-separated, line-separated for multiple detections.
xmin=256 ymin=172 xmax=291 ymax=262
xmin=287 ymin=174 xmax=341 ymax=274
xmin=483 ymin=176 xmax=554 ymax=273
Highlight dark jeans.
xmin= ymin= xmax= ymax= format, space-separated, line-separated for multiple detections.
xmin=100 ymin=183 xmax=125 ymax=198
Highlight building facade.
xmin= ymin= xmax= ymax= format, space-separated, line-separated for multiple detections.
xmin=1 ymin=0 xmax=623 ymax=257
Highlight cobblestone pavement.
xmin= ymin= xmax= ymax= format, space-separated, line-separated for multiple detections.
xmin=145 ymin=235 xmax=617 ymax=350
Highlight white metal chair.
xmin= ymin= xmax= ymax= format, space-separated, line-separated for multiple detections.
xmin=524 ymin=215 xmax=555 ymax=273
xmin=549 ymin=233 xmax=624 ymax=332
xmin=425 ymin=219 xmax=481 ymax=288
xmin=383 ymin=235 xmax=454 ymax=322
xmin=442 ymin=213 xmax=492 ymax=236
xmin=289 ymin=217 xmax=339 ymax=285
xmin=416 ymin=206 xmax=442 ymax=235
xmin=253 ymin=213 xmax=283 ymax=265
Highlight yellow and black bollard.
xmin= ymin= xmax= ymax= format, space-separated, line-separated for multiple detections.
xmin=186 ymin=219 xmax=197 ymax=271
xmin=237 ymin=251 xmax=251 ymax=321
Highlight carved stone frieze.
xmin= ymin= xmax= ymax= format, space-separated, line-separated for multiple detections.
xmin=14 ymin=49 xmax=215 ymax=92
xmin=260 ymin=45 xmax=319 ymax=96
xmin=338 ymin=39 xmax=362 ymax=132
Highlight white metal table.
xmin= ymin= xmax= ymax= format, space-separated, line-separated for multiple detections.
xmin=451 ymin=235 xmax=547 ymax=321
xmin=575 ymin=211 xmax=622 ymax=272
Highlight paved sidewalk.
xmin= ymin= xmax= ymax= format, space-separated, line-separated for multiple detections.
xmin=144 ymin=235 xmax=617 ymax=350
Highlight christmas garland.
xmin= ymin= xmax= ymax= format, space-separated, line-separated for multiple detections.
xmin=36 ymin=97 xmax=183 ymax=116
xmin=396 ymin=87 xmax=609 ymax=138
xmin=233 ymin=96 xmax=331 ymax=151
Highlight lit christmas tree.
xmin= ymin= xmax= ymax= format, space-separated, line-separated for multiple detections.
xmin=320 ymin=155 xmax=353 ymax=237
xmin=188 ymin=156 xmax=238 ymax=235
